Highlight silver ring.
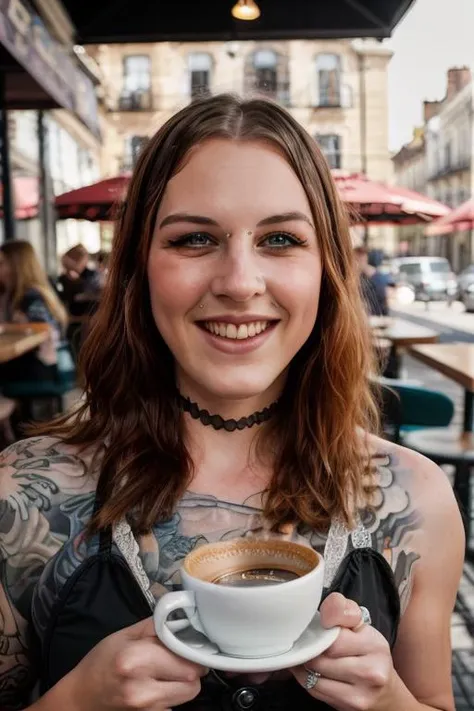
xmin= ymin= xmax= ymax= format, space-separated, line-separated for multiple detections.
xmin=359 ymin=605 xmax=372 ymax=626
xmin=303 ymin=666 xmax=322 ymax=690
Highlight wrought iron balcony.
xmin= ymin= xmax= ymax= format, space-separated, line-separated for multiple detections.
xmin=428 ymin=155 xmax=471 ymax=181
xmin=118 ymin=89 xmax=153 ymax=111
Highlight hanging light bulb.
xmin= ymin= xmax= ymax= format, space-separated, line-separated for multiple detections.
xmin=231 ymin=0 xmax=261 ymax=21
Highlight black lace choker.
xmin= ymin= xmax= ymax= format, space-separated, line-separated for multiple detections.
xmin=178 ymin=394 xmax=279 ymax=432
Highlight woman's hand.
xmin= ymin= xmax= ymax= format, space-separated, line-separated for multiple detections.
xmin=68 ymin=616 xmax=208 ymax=711
xmin=292 ymin=593 xmax=396 ymax=711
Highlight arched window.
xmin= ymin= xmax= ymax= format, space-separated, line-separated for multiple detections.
xmin=188 ymin=53 xmax=212 ymax=99
xmin=315 ymin=54 xmax=341 ymax=107
xmin=253 ymin=49 xmax=278 ymax=96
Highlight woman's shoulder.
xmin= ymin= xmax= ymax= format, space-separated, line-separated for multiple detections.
xmin=21 ymin=286 xmax=44 ymax=305
xmin=0 ymin=436 xmax=98 ymax=509
xmin=363 ymin=434 xmax=464 ymax=610
xmin=368 ymin=434 xmax=457 ymax=513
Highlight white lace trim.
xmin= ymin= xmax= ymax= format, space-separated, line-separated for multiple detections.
xmin=113 ymin=519 xmax=156 ymax=609
xmin=113 ymin=513 xmax=372 ymax=601
xmin=323 ymin=514 xmax=372 ymax=588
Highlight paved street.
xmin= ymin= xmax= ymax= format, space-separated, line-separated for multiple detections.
xmin=391 ymin=300 xmax=474 ymax=708
xmin=392 ymin=300 xmax=474 ymax=343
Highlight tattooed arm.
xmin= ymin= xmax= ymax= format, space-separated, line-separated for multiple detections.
xmin=0 ymin=437 xmax=96 ymax=710
xmin=369 ymin=439 xmax=464 ymax=711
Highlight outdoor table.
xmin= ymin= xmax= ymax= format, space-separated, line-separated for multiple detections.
xmin=409 ymin=343 xmax=474 ymax=432
xmin=0 ymin=323 xmax=49 ymax=364
xmin=370 ymin=317 xmax=439 ymax=377
xmin=408 ymin=343 xmax=474 ymax=559
xmin=370 ymin=316 xmax=439 ymax=347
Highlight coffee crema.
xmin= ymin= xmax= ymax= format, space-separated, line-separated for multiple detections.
xmin=212 ymin=567 xmax=301 ymax=587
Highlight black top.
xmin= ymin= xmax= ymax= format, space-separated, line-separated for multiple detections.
xmin=33 ymin=516 xmax=400 ymax=711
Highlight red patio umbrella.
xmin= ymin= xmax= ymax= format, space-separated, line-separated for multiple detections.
xmin=425 ymin=198 xmax=474 ymax=236
xmin=55 ymin=170 xmax=449 ymax=226
xmin=0 ymin=176 xmax=39 ymax=219
xmin=332 ymin=171 xmax=450 ymax=224
xmin=54 ymin=175 xmax=131 ymax=221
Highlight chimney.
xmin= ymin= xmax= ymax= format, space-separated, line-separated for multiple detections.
xmin=423 ymin=100 xmax=442 ymax=123
xmin=447 ymin=66 xmax=471 ymax=100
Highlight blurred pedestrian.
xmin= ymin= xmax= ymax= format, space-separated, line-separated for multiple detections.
xmin=354 ymin=246 xmax=392 ymax=316
xmin=0 ymin=240 xmax=67 ymax=382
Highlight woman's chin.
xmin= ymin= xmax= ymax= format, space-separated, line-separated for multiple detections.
xmin=183 ymin=382 xmax=281 ymax=411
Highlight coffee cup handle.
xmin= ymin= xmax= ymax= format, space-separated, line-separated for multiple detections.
xmin=154 ymin=590 xmax=211 ymax=643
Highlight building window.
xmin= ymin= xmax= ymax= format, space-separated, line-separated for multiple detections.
xmin=120 ymin=55 xmax=152 ymax=110
xmin=244 ymin=49 xmax=290 ymax=105
xmin=316 ymin=54 xmax=341 ymax=107
xmin=254 ymin=49 xmax=278 ymax=96
xmin=123 ymin=135 xmax=148 ymax=171
xmin=316 ymin=134 xmax=341 ymax=169
xmin=188 ymin=53 xmax=212 ymax=99
xmin=444 ymin=142 xmax=451 ymax=171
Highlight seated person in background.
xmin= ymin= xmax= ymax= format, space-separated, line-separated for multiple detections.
xmin=93 ymin=249 xmax=110 ymax=289
xmin=354 ymin=246 xmax=393 ymax=317
xmin=0 ymin=240 xmax=67 ymax=383
xmin=58 ymin=244 xmax=102 ymax=318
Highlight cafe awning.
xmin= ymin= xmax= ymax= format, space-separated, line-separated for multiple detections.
xmin=0 ymin=0 xmax=100 ymax=137
xmin=0 ymin=176 xmax=38 ymax=219
xmin=61 ymin=0 xmax=415 ymax=43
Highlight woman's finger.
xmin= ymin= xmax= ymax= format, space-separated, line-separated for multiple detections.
xmin=114 ymin=639 xmax=207 ymax=682
xmin=320 ymin=593 xmax=364 ymax=629
xmin=291 ymin=665 xmax=358 ymax=707
xmin=303 ymin=653 xmax=390 ymax=687
xmin=322 ymin=625 xmax=386 ymax=659
xmin=126 ymin=678 xmax=201 ymax=709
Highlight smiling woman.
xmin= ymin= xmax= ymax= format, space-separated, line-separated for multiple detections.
xmin=0 ymin=94 xmax=464 ymax=711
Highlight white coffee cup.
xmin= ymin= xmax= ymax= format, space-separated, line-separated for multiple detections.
xmin=154 ymin=538 xmax=325 ymax=658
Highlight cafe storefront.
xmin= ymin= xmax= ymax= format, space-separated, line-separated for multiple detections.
xmin=0 ymin=0 xmax=101 ymax=271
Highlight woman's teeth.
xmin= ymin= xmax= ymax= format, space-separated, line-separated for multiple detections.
xmin=204 ymin=321 xmax=270 ymax=340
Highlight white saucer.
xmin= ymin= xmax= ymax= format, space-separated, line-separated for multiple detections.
xmin=158 ymin=612 xmax=340 ymax=673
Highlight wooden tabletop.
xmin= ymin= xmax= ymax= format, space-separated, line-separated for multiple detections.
xmin=408 ymin=343 xmax=474 ymax=391
xmin=370 ymin=317 xmax=439 ymax=347
xmin=0 ymin=323 xmax=50 ymax=364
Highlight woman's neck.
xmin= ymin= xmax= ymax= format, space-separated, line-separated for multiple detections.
xmin=184 ymin=415 xmax=274 ymax=504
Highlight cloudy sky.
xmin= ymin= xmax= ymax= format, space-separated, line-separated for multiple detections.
xmin=387 ymin=0 xmax=474 ymax=150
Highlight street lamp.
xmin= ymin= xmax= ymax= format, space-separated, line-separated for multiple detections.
xmin=231 ymin=0 xmax=261 ymax=21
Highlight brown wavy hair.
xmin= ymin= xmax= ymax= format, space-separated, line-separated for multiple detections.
xmin=1 ymin=240 xmax=67 ymax=327
xmin=39 ymin=94 xmax=379 ymax=534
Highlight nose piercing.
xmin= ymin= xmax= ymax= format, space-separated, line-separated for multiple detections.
xmin=199 ymin=304 xmax=205 ymax=309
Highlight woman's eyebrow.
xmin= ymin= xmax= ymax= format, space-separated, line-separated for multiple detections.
xmin=159 ymin=210 xmax=314 ymax=230
xmin=257 ymin=212 xmax=314 ymax=228
xmin=159 ymin=213 xmax=220 ymax=228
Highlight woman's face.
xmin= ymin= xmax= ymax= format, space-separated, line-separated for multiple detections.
xmin=148 ymin=139 xmax=322 ymax=409
xmin=0 ymin=252 xmax=13 ymax=291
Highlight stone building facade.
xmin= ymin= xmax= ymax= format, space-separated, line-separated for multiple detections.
xmin=392 ymin=67 xmax=474 ymax=271
xmin=391 ymin=128 xmax=426 ymax=256
xmin=7 ymin=0 xmax=103 ymax=262
xmin=88 ymin=38 xmax=394 ymax=251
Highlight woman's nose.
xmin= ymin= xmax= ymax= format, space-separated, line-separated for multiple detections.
xmin=210 ymin=250 xmax=266 ymax=302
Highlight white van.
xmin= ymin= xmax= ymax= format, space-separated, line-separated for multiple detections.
xmin=391 ymin=257 xmax=457 ymax=302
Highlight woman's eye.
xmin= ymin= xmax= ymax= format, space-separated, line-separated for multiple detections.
xmin=261 ymin=232 xmax=303 ymax=248
xmin=170 ymin=232 xmax=215 ymax=248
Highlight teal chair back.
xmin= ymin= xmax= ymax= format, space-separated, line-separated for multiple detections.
xmin=391 ymin=384 xmax=454 ymax=429
xmin=2 ymin=343 xmax=76 ymax=399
